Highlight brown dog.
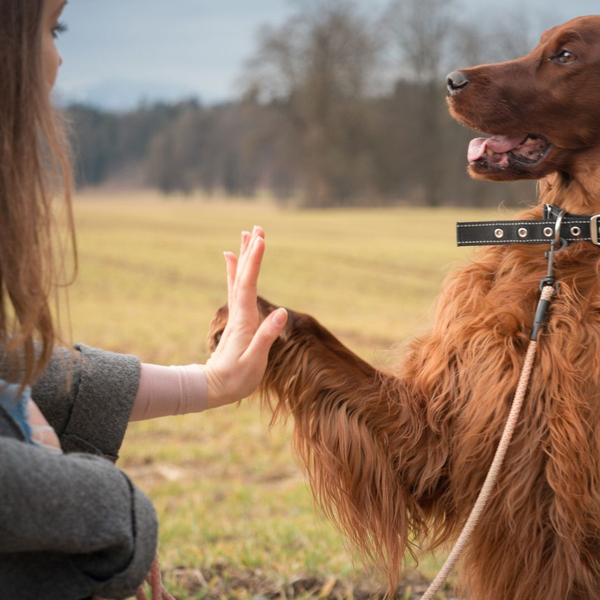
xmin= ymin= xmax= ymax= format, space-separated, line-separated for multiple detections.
xmin=209 ymin=16 xmax=600 ymax=600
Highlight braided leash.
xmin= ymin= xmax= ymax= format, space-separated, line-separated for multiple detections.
xmin=420 ymin=283 xmax=555 ymax=600
xmin=92 ymin=290 xmax=553 ymax=600
xmin=92 ymin=555 xmax=177 ymax=600
xmin=137 ymin=556 xmax=177 ymax=600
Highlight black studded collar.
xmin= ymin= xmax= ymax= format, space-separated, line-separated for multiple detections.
xmin=457 ymin=205 xmax=600 ymax=247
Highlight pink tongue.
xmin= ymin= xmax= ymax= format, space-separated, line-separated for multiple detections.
xmin=468 ymin=135 xmax=526 ymax=162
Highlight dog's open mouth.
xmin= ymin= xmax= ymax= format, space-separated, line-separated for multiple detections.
xmin=468 ymin=134 xmax=552 ymax=171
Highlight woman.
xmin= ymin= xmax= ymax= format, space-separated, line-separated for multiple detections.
xmin=0 ymin=1 xmax=288 ymax=598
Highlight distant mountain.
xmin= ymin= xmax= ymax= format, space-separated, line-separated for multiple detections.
xmin=62 ymin=79 xmax=202 ymax=112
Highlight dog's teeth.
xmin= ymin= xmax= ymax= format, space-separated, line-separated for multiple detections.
xmin=524 ymin=137 xmax=535 ymax=145
xmin=486 ymin=148 xmax=495 ymax=156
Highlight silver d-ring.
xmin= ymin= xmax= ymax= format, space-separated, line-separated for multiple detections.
xmin=554 ymin=209 xmax=566 ymax=245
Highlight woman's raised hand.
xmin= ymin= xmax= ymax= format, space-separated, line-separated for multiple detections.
xmin=203 ymin=226 xmax=287 ymax=409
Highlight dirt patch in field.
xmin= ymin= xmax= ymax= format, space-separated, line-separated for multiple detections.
xmin=163 ymin=564 xmax=456 ymax=600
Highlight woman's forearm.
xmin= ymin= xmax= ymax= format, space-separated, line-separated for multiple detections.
xmin=130 ymin=363 xmax=208 ymax=421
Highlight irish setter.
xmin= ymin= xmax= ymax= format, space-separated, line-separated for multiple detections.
xmin=208 ymin=16 xmax=600 ymax=600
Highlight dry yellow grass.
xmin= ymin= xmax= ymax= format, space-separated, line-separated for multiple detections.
xmin=69 ymin=191 xmax=509 ymax=599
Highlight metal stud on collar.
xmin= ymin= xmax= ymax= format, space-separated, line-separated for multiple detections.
xmin=554 ymin=209 xmax=566 ymax=244
xmin=494 ymin=228 xmax=504 ymax=239
xmin=518 ymin=228 xmax=528 ymax=238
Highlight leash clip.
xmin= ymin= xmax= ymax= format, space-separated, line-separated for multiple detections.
xmin=532 ymin=236 xmax=565 ymax=339
xmin=540 ymin=237 xmax=568 ymax=291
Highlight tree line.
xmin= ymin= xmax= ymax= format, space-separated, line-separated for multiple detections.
xmin=67 ymin=0 xmax=555 ymax=208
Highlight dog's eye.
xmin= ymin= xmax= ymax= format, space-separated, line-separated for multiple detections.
xmin=554 ymin=50 xmax=577 ymax=64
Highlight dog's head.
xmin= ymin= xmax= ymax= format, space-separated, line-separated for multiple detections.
xmin=447 ymin=15 xmax=600 ymax=183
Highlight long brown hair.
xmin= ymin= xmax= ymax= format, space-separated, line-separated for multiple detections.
xmin=0 ymin=0 xmax=75 ymax=385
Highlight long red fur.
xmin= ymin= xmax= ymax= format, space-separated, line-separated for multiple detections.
xmin=209 ymin=17 xmax=600 ymax=600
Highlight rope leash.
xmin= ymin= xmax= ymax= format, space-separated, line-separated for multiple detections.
xmin=420 ymin=266 xmax=558 ymax=598
xmin=93 ymin=288 xmax=554 ymax=600
xmin=93 ymin=206 xmax=574 ymax=600
xmin=92 ymin=555 xmax=177 ymax=600
xmin=137 ymin=556 xmax=177 ymax=600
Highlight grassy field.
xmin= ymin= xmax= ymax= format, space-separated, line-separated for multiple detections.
xmin=69 ymin=192 xmax=508 ymax=599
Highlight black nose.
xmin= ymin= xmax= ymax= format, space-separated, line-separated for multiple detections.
xmin=446 ymin=71 xmax=470 ymax=96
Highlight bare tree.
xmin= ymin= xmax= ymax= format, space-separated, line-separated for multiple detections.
xmin=384 ymin=0 xmax=457 ymax=207
xmin=384 ymin=0 xmax=457 ymax=83
xmin=68 ymin=0 xmax=545 ymax=209
xmin=241 ymin=18 xmax=305 ymax=103
xmin=244 ymin=0 xmax=382 ymax=207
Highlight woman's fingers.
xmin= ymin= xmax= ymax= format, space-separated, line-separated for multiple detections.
xmin=236 ymin=229 xmax=255 ymax=285
xmin=230 ymin=226 xmax=265 ymax=314
xmin=217 ymin=227 xmax=266 ymax=355
xmin=224 ymin=251 xmax=238 ymax=308
xmin=230 ymin=231 xmax=251 ymax=302
xmin=235 ymin=227 xmax=264 ymax=288
xmin=240 ymin=230 xmax=251 ymax=258
xmin=236 ymin=235 xmax=265 ymax=312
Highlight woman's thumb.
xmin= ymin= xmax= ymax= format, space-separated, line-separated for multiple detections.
xmin=271 ymin=307 xmax=288 ymax=328
xmin=248 ymin=308 xmax=288 ymax=357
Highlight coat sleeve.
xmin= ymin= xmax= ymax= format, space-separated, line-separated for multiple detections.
xmin=30 ymin=344 xmax=141 ymax=461
xmin=0 ymin=436 xmax=158 ymax=600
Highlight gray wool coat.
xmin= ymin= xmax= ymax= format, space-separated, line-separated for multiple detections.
xmin=0 ymin=344 xmax=158 ymax=600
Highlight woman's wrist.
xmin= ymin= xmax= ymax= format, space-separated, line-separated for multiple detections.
xmin=130 ymin=363 xmax=208 ymax=421
xmin=203 ymin=362 xmax=238 ymax=410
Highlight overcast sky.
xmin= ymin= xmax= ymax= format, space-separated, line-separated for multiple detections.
xmin=55 ymin=0 xmax=600 ymax=111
